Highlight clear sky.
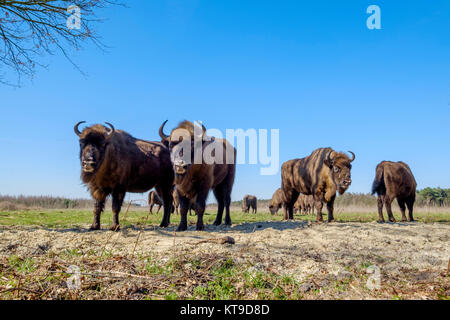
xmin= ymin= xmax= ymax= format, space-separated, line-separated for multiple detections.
xmin=0 ymin=0 xmax=449 ymax=202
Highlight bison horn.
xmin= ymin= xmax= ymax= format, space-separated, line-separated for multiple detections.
xmin=159 ymin=120 xmax=170 ymax=142
xmin=104 ymin=122 xmax=115 ymax=138
xmin=348 ymin=151 xmax=355 ymax=162
xmin=74 ymin=121 xmax=86 ymax=137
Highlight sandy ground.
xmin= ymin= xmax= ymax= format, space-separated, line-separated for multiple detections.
xmin=1 ymin=221 xmax=449 ymax=299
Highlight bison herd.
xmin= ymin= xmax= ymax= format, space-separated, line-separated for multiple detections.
xmin=74 ymin=121 xmax=417 ymax=232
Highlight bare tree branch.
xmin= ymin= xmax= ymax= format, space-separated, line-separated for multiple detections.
xmin=0 ymin=0 xmax=121 ymax=86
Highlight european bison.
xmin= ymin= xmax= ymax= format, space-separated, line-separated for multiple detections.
xmin=148 ymin=190 xmax=163 ymax=214
xmin=171 ymin=187 xmax=196 ymax=216
xmin=372 ymin=161 xmax=417 ymax=222
xmin=281 ymin=147 xmax=355 ymax=222
xmin=242 ymin=195 xmax=257 ymax=213
xmin=74 ymin=121 xmax=174 ymax=231
xmin=269 ymin=188 xmax=285 ymax=215
xmin=294 ymin=194 xmax=314 ymax=215
xmin=159 ymin=120 xmax=236 ymax=231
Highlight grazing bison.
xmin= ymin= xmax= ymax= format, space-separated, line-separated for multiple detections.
xmin=242 ymin=195 xmax=257 ymax=213
xmin=281 ymin=147 xmax=355 ymax=222
xmin=148 ymin=190 xmax=163 ymax=214
xmin=172 ymin=188 xmax=196 ymax=216
xmin=74 ymin=121 xmax=174 ymax=231
xmin=269 ymin=188 xmax=285 ymax=215
xmin=294 ymin=194 xmax=314 ymax=215
xmin=372 ymin=161 xmax=417 ymax=222
xmin=159 ymin=120 xmax=236 ymax=231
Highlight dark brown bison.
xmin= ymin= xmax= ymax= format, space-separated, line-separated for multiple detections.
xmin=268 ymin=188 xmax=285 ymax=215
xmin=148 ymin=190 xmax=163 ymax=214
xmin=372 ymin=161 xmax=417 ymax=222
xmin=159 ymin=120 xmax=236 ymax=231
xmin=294 ymin=194 xmax=314 ymax=215
xmin=281 ymin=147 xmax=355 ymax=222
xmin=242 ymin=195 xmax=257 ymax=213
xmin=74 ymin=121 xmax=174 ymax=231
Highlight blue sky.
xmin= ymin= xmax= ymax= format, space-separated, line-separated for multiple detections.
xmin=0 ymin=0 xmax=449 ymax=202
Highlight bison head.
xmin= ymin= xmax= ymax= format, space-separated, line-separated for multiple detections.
xmin=159 ymin=120 xmax=208 ymax=176
xmin=268 ymin=204 xmax=278 ymax=215
xmin=74 ymin=121 xmax=115 ymax=177
xmin=324 ymin=150 xmax=355 ymax=195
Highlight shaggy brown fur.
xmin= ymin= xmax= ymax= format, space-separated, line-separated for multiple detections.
xmin=74 ymin=122 xmax=174 ymax=231
xmin=294 ymin=194 xmax=314 ymax=215
xmin=268 ymin=188 xmax=285 ymax=215
xmin=159 ymin=120 xmax=236 ymax=231
xmin=148 ymin=190 xmax=163 ymax=214
xmin=372 ymin=161 xmax=417 ymax=222
xmin=281 ymin=147 xmax=355 ymax=222
xmin=242 ymin=195 xmax=257 ymax=213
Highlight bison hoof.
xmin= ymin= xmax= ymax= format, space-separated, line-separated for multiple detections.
xmin=160 ymin=221 xmax=169 ymax=228
xmin=109 ymin=224 xmax=120 ymax=231
xmin=377 ymin=220 xmax=385 ymax=223
xmin=176 ymin=224 xmax=187 ymax=232
xmin=328 ymin=218 xmax=336 ymax=223
xmin=196 ymin=224 xmax=205 ymax=231
xmin=224 ymin=220 xmax=232 ymax=226
xmin=213 ymin=220 xmax=221 ymax=226
xmin=89 ymin=224 xmax=100 ymax=231
xmin=389 ymin=218 xmax=396 ymax=223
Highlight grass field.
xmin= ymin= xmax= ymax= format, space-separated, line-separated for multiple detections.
xmin=0 ymin=207 xmax=449 ymax=228
xmin=1 ymin=207 xmax=449 ymax=300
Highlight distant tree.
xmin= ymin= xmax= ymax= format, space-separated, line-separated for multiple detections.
xmin=0 ymin=0 xmax=119 ymax=85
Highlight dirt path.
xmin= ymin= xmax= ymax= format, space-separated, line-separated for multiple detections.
xmin=1 ymin=221 xmax=449 ymax=299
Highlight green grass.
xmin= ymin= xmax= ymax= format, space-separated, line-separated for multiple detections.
xmin=0 ymin=208 xmax=449 ymax=228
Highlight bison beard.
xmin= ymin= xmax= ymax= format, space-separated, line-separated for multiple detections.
xmin=159 ymin=120 xmax=236 ymax=231
xmin=281 ymin=147 xmax=355 ymax=222
xmin=74 ymin=122 xmax=174 ymax=231
xmin=372 ymin=161 xmax=417 ymax=223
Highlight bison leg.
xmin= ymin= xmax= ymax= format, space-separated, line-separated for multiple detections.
xmin=177 ymin=197 xmax=190 ymax=231
xmin=156 ymin=205 xmax=162 ymax=214
xmin=406 ymin=197 xmax=415 ymax=222
xmin=313 ymin=194 xmax=324 ymax=222
xmin=149 ymin=204 xmax=153 ymax=214
xmin=110 ymin=189 xmax=125 ymax=231
xmin=384 ymin=197 xmax=396 ymax=222
xmin=156 ymin=184 xmax=173 ymax=228
xmin=326 ymin=195 xmax=336 ymax=222
xmin=377 ymin=195 xmax=385 ymax=222
xmin=90 ymin=199 xmax=105 ymax=230
xmin=397 ymin=199 xmax=407 ymax=222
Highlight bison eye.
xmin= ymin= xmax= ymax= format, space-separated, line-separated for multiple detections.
xmin=333 ymin=167 xmax=340 ymax=173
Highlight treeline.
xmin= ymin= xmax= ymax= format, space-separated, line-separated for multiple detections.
xmin=1 ymin=188 xmax=449 ymax=211
xmin=232 ymin=188 xmax=450 ymax=208
xmin=0 ymin=195 xmax=96 ymax=210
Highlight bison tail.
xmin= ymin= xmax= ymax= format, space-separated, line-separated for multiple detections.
xmin=371 ymin=165 xmax=385 ymax=195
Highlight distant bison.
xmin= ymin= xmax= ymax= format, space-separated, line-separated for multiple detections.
xmin=282 ymin=147 xmax=355 ymax=222
xmin=372 ymin=161 xmax=417 ymax=222
xmin=148 ymin=190 xmax=163 ymax=214
xmin=74 ymin=121 xmax=174 ymax=231
xmin=242 ymin=195 xmax=257 ymax=213
xmin=172 ymin=187 xmax=196 ymax=216
xmin=269 ymin=188 xmax=285 ymax=215
xmin=294 ymin=194 xmax=314 ymax=215
xmin=159 ymin=120 xmax=236 ymax=231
